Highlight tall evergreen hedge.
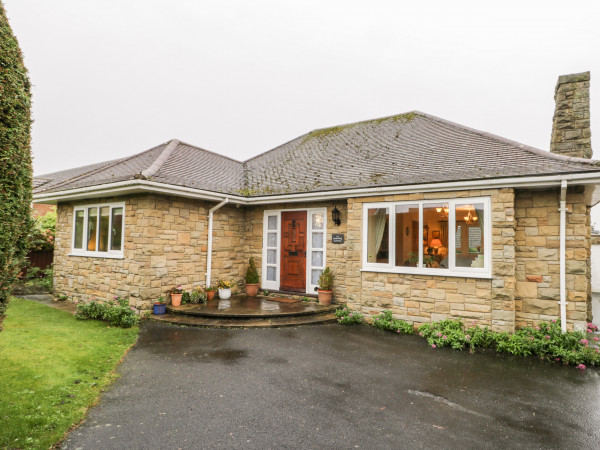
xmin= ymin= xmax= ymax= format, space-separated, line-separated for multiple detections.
xmin=0 ymin=1 xmax=33 ymax=323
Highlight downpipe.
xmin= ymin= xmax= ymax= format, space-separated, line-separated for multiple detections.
xmin=558 ymin=180 xmax=568 ymax=332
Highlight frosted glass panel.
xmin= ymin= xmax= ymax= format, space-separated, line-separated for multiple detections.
xmin=311 ymin=251 xmax=323 ymax=267
xmin=267 ymin=249 xmax=276 ymax=264
xmin=312 ymin=213 xmax=324 ymax=230
xmin=268 ymin=216 xmax=277 ymax=230
xmin=267 ymin=266 xmax=276 ymax=281
xmin=311 ymin=269 xmax=322 ymax=285
xmin=267 ymin=232 xmax=277 ymax=247
xmin=312 ymin=232 xmax=323 ymax=249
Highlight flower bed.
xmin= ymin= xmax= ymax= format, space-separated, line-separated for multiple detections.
xmin=337 ymin=307 xmax=600 ymax=370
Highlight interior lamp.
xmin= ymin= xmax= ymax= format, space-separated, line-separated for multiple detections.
xmin=430 ymin=238 xmax=442 ymax=254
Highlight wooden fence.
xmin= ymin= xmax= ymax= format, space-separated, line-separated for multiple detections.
xmin=20 ymin=250 xmax=53 ymax=278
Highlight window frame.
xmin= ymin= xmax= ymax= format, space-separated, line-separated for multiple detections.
xmin=361 ymin=196 xmax=491 ymax=278
xmin=261 ymin=208 xmax=327 ymax=293
xmin=70 ymin=202 xmax=125 ymax=258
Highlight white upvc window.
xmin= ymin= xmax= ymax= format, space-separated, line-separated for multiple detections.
xmin=71 ymin=202 xmax=125 ymax=258
xmin=362 ymin=196 xmax=491 ymax=278
xmin=308 ymin=209 xmax=326 ymax=292
xmin=262 ymin=212 xmax=280 ymax=290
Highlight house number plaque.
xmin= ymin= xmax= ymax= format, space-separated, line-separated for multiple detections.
xmin=332 ymin=234 xmax=344 ymax=244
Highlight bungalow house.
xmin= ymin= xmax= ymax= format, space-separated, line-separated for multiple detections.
xmin=33 ymin=72 xmax=598 ymax=332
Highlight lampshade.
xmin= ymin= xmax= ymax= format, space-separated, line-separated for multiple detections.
xmin=430 ymin=238 xmax=442 ymax=248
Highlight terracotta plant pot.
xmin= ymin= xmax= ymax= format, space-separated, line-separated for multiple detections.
xmin=218 ymin=288 xmax=232 ymax=300
xmin=245 ymin=283 xmax=259 ymax=297
xmin=206 ymin=291 xmax=215 ymax=301
xmin=171 ymin=293 xmax=182 ymax=306
xmin=317 ymin=290 xmax=332 ymax=306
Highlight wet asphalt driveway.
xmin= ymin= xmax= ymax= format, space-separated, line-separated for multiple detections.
xmin=63 ymin=322 xmax=600 ymax=449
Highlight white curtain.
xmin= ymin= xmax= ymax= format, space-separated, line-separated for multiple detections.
xmin=368 ymin=209 xmax=387 ymax=262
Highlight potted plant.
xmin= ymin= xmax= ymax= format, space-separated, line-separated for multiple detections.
xmin=190 ymin=287 xmax=207 ymax=304
xmin=217 ymin=279 xmax=234 ymax=300
xmin=153 ymin=296 xmax=166 ymax=315
xmin=170 ymin=285 xmax=184 ymax=306
xmin=317 ymin=267 xmax=334 ymax=306
xmin=245 ymin=257 xmax=260 ymax=297
xmin=205 ymin=285 xmax=216 ymax=301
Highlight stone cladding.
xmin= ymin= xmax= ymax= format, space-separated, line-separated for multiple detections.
xmin=344 ymin=189 xmax=516 ymax=332
xmin=53 ymin=186 xmax=591 ymax=332
xmin=514 ymin=187 xmax=591 ymax=330
xmin=550 ymin=71 xmax=592 ymax=159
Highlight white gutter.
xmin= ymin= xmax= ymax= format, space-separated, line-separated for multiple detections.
xmin=206 ymin=198 xmax=229 ymax=287
xmin=33 ymin=172 xmax=600 ymax=206
xmin=559 ymin=179 xmax=568 ymax=332
xmin=32 ymin=179 xmax=247 ymax=204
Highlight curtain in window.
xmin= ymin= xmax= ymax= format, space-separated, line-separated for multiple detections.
xmin=368 ymin=208 xmax=387 ymax=263
xmin=475 ymin=204 xmax=484 ymax=234
xmin=472 ymin=204 xmax=485 ymax=268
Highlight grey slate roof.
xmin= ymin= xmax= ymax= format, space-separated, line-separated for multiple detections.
xmin=34 ymin=111 xmax=600 ymax=197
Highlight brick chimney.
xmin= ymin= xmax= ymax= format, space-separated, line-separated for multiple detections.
xmin=550 ymin=71 xmax=592 ymax=159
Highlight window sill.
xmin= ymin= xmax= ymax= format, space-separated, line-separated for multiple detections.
xmin=68 ymin=252 xmax=124 ymax=260
xmin=360 ymin=266 xmax=492 ymax=279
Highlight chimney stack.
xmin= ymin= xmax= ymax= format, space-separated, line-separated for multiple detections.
xmin=550 ymin=71 xmax=592 ymax=159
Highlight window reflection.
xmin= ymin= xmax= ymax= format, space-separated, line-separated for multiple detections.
xmin=395 ymin=204 xmax=419 ymax=267
xmin=367 ymin=208 xmax=389 ymax=263
xmin=423 ymin=203 xmax=448 ymax=269
xmin=455 ymin=203 xmax=485 ymax=268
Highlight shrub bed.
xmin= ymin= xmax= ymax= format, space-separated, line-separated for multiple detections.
xmin=419 ymin=318 xmax=600 ymax=369
xmin=335 ymin=307 xmax=363 ymax=325
xmin=75 ymin=297 xmax=139 ymax=328
xmin=337 ymin=307 xmax=600 ymax=369
xmin=372 ymin=310 xmax=414 ymax=334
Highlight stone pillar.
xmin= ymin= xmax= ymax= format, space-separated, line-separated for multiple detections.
xmin=550 ymin=71 xmax=592 ymax=159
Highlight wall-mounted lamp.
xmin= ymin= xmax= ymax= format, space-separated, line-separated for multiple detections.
xmin=332 ymin=205 xmax=341 ymax=226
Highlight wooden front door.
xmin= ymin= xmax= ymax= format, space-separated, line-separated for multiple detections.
xmin=280 ymin=211 xmax=307 ymax=292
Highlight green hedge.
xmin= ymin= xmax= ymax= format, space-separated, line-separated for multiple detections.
xmin=0 ymin=1 xmax=33 ymax=322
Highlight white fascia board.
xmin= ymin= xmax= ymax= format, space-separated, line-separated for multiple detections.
xmin=32 ymin=172 xmax=600 ymax=206
xmin=32 ymin=180 xmax=248 ymax=204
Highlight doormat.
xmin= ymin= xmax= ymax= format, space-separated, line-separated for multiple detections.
xmin=265 ymin=297 xmax=301 ymax=303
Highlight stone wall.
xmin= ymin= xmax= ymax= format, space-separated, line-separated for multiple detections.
xmin=53 ymin=186 xmax=592 ymax=330
xmin=54 ymin=194 xmax=213 ymax=310
xmin=344 ymin=189 xmax=516 ymax=332
xmin=54 ymin=195 xmax=345 ymax=307
xmin=514 ymin=187 xmax=591 ymax=330
xmin=550 ymin=71 xmax=592 ymax=159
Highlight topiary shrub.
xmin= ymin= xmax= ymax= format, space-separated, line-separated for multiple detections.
xmin=0 ymin=2 xmax=33 ymax=326
xmin=318 ymin=267 xmax=334 ymax=291
xmin=245 ymin=257 xmax=259 ymax=284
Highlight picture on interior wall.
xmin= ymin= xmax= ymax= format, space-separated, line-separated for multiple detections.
xmin=432 ymin=230 xmax=440 ymax=240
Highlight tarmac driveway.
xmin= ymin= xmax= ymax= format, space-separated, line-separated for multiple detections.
xmin=62 ymin=322 xmax=600 ymax=449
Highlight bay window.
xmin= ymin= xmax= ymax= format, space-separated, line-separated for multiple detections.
xmin=362 ymin=197 xmax=491 ymax=277
xmin=72 ymin=202 xmax=125 ymax=257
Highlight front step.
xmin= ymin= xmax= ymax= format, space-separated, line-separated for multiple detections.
xmin=150 ymin=312 xmax=338 ymax=328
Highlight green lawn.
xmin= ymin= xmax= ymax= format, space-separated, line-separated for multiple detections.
xmin=0 ymin=298 xmax=139 ymax=449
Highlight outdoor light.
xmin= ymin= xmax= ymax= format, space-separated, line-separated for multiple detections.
xmin=332 ymin=206 xmax=341 ymax=226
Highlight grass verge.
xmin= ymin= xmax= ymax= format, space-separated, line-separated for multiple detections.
xmin=0 ymin=298 xmax=139 ymax=449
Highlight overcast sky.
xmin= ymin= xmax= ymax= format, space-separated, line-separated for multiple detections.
xmin=4 ymin=1 xmax=600 ymax=179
